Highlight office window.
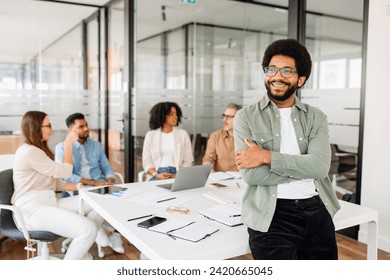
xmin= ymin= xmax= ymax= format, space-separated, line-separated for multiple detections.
xmin=319 ymin=58 xmax=347 ymax=89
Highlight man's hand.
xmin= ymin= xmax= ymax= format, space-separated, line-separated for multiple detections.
xmin=94 ymin=180 xmax=113 ymax=186
xmin=80 ymin=178 xmax=114 ymax=186
xmin=65 ymin=125 xmax=79 ymax=145
xmin=107 ymin=177 xmax=115 ymax=184
xmin=235 ymin=138 xmax=271 ymax=169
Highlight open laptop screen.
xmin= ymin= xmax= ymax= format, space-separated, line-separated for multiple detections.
xmin=156 ymin=164 xmax=212 ymax=192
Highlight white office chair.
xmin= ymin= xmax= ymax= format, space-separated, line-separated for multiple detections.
xmin=115 ymin=172 xmax=125 ymax=185
xmin=61 ymin=172 xmax=125 ymax=258
xmin=0 ymin=169 xmax=62 ymax=260
xmin=138 ymin=170 xmax=152 ymax=182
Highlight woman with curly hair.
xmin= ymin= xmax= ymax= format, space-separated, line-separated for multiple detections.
xmin=142 ymin=102 xmax=193 ymax=180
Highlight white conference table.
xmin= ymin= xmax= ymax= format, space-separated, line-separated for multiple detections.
xmin=80 ymin=179 xmax=250 ymax=260
xmin=333 ymin=200 xmax=378 ymax=260
xmin=79 ymin=179 xmax=378 ymax=260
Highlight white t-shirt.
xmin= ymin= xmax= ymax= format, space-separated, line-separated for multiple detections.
xmin=277 ymin=108 xmax=317 ymax=199
xmin=80 ymin=145 xmax=91 ymax=179
xmin=159 ymin=132 xmax=175 ymax=167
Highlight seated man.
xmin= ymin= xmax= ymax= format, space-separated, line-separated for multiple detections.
xmin=202 ymin=103 xmax=242 ymax=172
xmin=55 ymin=112 xmax=124 ymax=254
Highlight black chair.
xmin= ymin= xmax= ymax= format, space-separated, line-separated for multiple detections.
xmin=0 ymin=168 xmax=61 ymax=259
xmin=330 ymin=144 xmax=356 ymax=196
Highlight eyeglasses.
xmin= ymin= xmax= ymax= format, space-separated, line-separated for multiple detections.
xmin=41 ymin=124 xmax=52 ymax=129
xmin=264 ymin=66 xmax=297 ymax=78
xmin=222 ymin=114 xmax=235 ymax=120
xmin=166 ymin=206 xmax=190 ymax=214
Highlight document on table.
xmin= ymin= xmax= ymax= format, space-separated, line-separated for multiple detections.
xmin=199 ymin=203 xmax=243 ymax=227
xmin=148 ymin=218 xmax=219 ymax=242
xmin=126 ymin=191 xmax=192 ymax=206
xmin=111 ymin=186 xmax=144 ymax=198
xmin=209 ymin=171 xmax=241 ymax=181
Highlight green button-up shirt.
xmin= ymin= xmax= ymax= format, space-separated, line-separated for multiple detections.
xmin=234 ymin=95 xmax=340 ymax=232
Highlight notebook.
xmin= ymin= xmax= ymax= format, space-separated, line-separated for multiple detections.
xmin=148 ymin=218 xmax=219 ymax=242
xmin=199 ymin=203 xmax=243 ymax=227
xmin=156 ymin=164 xmax=213 ymax=192
xmin=209 ymin=171 xmax=242 ymax=181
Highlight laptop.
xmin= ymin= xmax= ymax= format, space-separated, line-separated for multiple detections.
xmin=156 ymin=164 xmax=213 ymax=192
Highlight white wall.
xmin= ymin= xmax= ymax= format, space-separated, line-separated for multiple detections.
xmin=359 ymin=0 xmax=390 ymax=252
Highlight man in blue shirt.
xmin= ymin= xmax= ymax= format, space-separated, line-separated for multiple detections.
xmin=56 ymin=113 xmax=115 ymax=187
xmin=55 ymin=113 xmax=124 ymax=254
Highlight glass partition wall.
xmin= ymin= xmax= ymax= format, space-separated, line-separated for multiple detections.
xmin=303 ymin=1 xmax=364 ymax=205
xmin=0 ymin=0 xmax=364 ymax=203
xmin=134 ymin=0 xmax=289 ymax=176
xmin=0 ymin=1 xmax=110 ymax=173
xmin=133 ymin=0 xmax=364 ymax=218
xmin=0 ymin=12 xmax=100 ymax=154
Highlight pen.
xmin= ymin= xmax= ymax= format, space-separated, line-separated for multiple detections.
xmin=236 ymin=182 xmax=240 ymax=189
xmin=127 ymin=214 xmax=154 ymax=222
xmin=230 ymin=214 xmax=241 ymax=217
xmin=157 ymin=197 xmax=176 ymax=203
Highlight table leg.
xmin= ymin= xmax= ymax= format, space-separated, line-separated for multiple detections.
xmin=366 ymin=220 xmax=378 ymax=260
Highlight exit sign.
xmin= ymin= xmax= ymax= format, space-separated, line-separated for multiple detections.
xmin=181 ymin=0 xmax=197 ymax=4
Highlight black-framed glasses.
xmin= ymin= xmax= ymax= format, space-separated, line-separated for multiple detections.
xmin=41 ymin=123 xmax=52 ymax=129
xmin=222 ymin=114 xmax=235 ymax=120
xmin=264 ymin=66 xmax=297 ymax=78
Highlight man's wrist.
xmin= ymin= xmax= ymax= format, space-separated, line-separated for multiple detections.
xmin=152 ymin=171 xmax=157 ymax=177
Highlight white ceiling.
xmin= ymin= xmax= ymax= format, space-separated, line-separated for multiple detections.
xmin=0 ymin=0 xmax=363 ymax=64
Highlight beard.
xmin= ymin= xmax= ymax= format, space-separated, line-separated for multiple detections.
xmin=78 ymin=132 xmax=89 ymax=140
xmin=265 ymin=80 xmax=298 ymax=102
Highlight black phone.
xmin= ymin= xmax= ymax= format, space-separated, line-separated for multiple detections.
xmin=137 ymin=216 xmax=167 ymax=229
xmin=88 ymin=185 xmax=127 ymax=195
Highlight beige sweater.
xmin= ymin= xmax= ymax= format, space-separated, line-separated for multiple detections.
xmin=142 ymin=127 xmax=194 ymax=173
xmin=11 ymin=144 xmax=73 ymax=204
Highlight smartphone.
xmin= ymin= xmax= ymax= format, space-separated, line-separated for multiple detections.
xmin=88 ymin=185 xmax=127 ymax=195
xmin=137 ymin=216 xmax=167 ymax=229
xmin=211 ymin=182 xmax=228 ymax=189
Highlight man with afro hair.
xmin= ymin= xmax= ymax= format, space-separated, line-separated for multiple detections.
xmin=234 ymin=39 xmax=340 ymax=260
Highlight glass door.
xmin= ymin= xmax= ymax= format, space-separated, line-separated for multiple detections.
xmin=106 ymin=0 xmax=126 ymax=178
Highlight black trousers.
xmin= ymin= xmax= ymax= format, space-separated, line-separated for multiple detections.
xmin=248 ymin=196 xmax=338 ymax=260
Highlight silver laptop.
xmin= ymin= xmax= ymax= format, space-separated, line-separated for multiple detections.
xmin=156 ymin=164 xmax=213 ymax=192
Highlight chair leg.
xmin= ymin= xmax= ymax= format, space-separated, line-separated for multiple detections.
xmin=0 ymin=236 xmax=9 ymax=250
xmin=39 ymin=242 xmax=49 ymax=259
